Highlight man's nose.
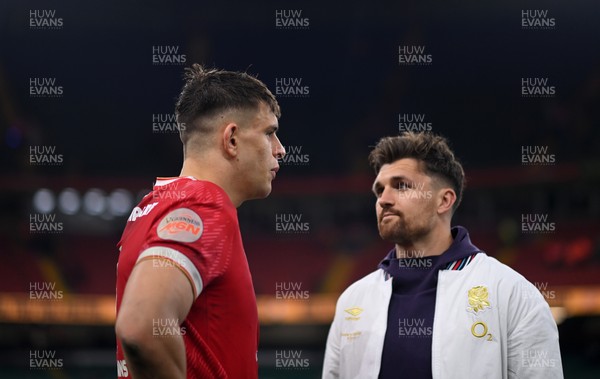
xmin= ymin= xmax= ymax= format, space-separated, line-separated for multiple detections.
xmin=273 ymin=136 xmax=286 ymax=159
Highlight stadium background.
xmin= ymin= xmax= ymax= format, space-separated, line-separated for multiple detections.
xmin=1 ymin=0 xmax=599 ymax=377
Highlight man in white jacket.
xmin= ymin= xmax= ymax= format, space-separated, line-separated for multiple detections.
xmin=323 ymin=132 xmax=563 ymax=379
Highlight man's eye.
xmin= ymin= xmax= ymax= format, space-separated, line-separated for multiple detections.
xmin=398 ymin=182 xmax=409 ymax=190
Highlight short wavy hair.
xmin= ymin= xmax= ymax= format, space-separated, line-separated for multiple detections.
xmin=175 ymin=64 xmax=280 ymax=145
xmin=368 ymin=132 xmax=466 ymax=211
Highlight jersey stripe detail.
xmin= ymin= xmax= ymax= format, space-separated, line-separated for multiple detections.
xmin=445 ymin=253 xmax=478 ymax=271
xmin=136 ymin=246 xmax=203 ymax=299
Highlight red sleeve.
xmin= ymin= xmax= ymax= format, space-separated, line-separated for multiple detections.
xmin=137 ymin=200 xmax=235 ymax=299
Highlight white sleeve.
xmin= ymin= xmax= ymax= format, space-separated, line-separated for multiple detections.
xmin=322 ymin=302 xmax=341 ymax=379
xmin=507 ymin=280 xmax=564 ymax=379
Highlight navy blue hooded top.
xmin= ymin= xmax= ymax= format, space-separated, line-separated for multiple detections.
xmin=377 ymin=226 xmax=481 ymax=379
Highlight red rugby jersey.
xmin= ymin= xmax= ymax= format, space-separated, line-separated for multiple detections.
xmin=116 ymin=177 xmax=258 ymax=379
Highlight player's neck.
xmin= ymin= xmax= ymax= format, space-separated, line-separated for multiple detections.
xmin=394 ymin=224 xmax=453 ymax=258
xmin=180 ymin=157 xmax=243 ymax=207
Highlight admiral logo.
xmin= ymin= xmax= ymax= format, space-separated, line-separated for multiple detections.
xmin=280 ymin=145 xmax=310 ymax=165
xmin=29 ymin=10 xmax=63 ymax=29
xmin=398 ymin=318 xmax=432 ymax=337
xmin=521 ymin=145 xmax=555 ymax=165
xmin=29 ymin=78 xmax=63 ymax=97
xmin=398 ymin=46 xmax=432 ymax=66
xmin=152 ymin=45 xmax=186 ymax=65
xmin=275 ymin=78 xmax=310 ymax=98
xmin=275 ymin=350 xmax=309 ymax=369
xmin=521 ymin=10 xmax=556 ymax=30
xmin=521 ymin=214 xmax=555 ymax=233
xmin=30 ymin=350 xmax=63 ymax=369
xmin=521 ymin=77 xmax=555 ymax=97
xmin=152 ymin=114 xmax=186 ymax=133
xmin=399 ymin=113 xmax=432 ymax=132
xmin=127 ymin=202 xmax=159 ymax=222
xmin=275 ymin=10 xmax=310 ymax=30
xmin=157 ymin=208 xmax=203 ymax=242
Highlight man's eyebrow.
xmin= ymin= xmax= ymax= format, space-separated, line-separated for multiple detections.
xmin=371 ymin=175 xmax=412 ymax=192
xmin=372 ymin=181 xmax=383 ymax=193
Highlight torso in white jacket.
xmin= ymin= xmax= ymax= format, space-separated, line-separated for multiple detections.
xmin=323 ymin=253 xmax=563 ymax=379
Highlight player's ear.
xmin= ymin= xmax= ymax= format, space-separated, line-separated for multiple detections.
xmin=437 ymin=187 xmax=456 ymax=216
xmin=222 ymin=123 xmax=238 ymax=157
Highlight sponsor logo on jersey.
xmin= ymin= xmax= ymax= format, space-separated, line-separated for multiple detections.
xmin=157 ymin=208 xmax=203 ymax=242
xmin=344 ymin=306 xmax=363 ymax=321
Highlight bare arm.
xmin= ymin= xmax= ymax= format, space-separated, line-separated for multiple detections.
xmin=115 ymin=257 xmax=194 ymax=379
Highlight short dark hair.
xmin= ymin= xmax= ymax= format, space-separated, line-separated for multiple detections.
xmin=368 ymin=132 xmax=465 ymax=211
xmin=175 ymin=64 xmax=281 ymax=144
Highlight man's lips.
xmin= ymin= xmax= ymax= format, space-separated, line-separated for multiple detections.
xmin=271 ymin=166 xmax=279 ymax=179
xmin=380 ymin=211 xmax=400 ymax=222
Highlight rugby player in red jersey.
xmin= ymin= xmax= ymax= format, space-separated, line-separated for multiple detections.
xmin=115 ymin=64 xmax=285 ymax=378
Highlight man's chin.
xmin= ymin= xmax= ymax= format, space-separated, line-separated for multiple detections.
xmin=378 ymin=228 xmax=398 ymax=243
xmin=378 ymin=226 xmax=409 ymax=245
xmin=248 ymin=185 xmax=272 ymax=200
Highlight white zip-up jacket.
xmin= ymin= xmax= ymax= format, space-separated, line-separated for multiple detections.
xmin=323 ymin=252 xmax=563 ymax=379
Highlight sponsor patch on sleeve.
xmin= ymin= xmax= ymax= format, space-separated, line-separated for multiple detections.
xmin=157 ymin=208 xmax=203 ymax=242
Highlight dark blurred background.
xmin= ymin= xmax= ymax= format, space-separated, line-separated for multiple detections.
xmin=1 ymin=0 xmax=599 ymax=378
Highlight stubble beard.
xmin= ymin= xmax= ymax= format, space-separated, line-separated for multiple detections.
xmin=378 ymin=212 xmax=431 ymax=246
